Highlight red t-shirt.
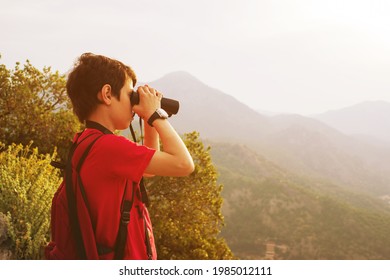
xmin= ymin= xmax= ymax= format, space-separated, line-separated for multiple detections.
xmin=76 ymin=128 xmax=156 ymax=259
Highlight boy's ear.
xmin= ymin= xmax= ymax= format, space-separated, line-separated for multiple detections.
xmin=97 ymin=84 xmax=112 ymax=105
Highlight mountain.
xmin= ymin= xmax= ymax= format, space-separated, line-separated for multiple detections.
xmin=148 ymin=72 xmax=390 ymax=196
xmin=263 ymin=114 xmax=390 ymax=195
xmin=312 ymin=101 xmax=390 ymax=143
xmin=146 ymin=72 xmax=390 ymax=259
xmin=148 ymin=71 xmax=271 ymax=142
xmin=208 ymin=141 xmax=390 ymax=259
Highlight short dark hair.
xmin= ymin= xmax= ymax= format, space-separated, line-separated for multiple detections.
xmin=66 ymin=53 xmax=137 ymax=122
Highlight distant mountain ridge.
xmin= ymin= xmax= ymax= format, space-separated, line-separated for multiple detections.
xmin=313 ymin=100 xmax=390 ymax=143
xmin=148 ymin=71 xmax=390 ymax=196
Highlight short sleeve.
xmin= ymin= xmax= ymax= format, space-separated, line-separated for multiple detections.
xmin=90 ymin=134 xmax=155 ymax=182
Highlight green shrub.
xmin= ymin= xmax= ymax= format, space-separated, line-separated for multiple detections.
xmin=0 ymin=142 xmax=61 ymax=259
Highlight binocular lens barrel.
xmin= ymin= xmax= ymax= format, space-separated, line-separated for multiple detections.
xmin=130 ymin=91 xmax=179 ymax=116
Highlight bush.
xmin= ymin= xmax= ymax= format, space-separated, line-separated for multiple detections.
xmin=0 ymin=142 xmax=61 ymax=259
xmin=147 ymin=132 xmax=234 ymax=259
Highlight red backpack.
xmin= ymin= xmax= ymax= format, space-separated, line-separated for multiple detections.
xmin=45 ymin=126 xmax=152 ymax=260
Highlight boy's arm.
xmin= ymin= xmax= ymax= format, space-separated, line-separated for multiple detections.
xmin=144 ymin=118 xmax=194 ymax=177
xmin=133 ymin=85 xmax=194 ymax=177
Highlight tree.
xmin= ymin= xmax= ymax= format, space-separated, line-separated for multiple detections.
xmin=146 ymin=132 xmax=234 ymax=260
xmin=0 ymin=57 xmax=80 ymax=160
xmin=0 ymin=142 xmax=61 ymax=259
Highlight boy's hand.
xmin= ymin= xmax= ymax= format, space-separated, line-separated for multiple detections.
xmin=132 ymin=85 xmax=163 ymax=120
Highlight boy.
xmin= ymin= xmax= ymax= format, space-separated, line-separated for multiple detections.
xmin=46 ymin=53 xmax=194 ymax=259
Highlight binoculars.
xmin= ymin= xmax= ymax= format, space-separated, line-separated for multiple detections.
xmin=130 ymin=91 xmax=179 ymax=117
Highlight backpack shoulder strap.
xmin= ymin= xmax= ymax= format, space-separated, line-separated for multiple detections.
xmin=75 ymin=134 xmax=104 ymax=212
xmin=65 ymin=132 xmax=103 ymax=259
xmin=114 ymin=181 xmax=136 ymax=259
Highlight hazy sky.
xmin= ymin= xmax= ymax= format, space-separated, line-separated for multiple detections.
xmin=1 ymin=0 xmax=390 ymax=114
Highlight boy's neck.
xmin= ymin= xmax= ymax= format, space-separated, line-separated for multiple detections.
xmin=85 ymin=120 xmax=113 ymax=134
xmin=87 ymin=110 xmax=115 ymax=133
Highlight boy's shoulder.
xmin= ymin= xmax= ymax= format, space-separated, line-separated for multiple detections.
xmin=85 ymin=130 xmax=142 ymax=152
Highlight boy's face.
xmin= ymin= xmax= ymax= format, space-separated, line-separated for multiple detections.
xmin=111 ymin=77 xmax=134 ymax=130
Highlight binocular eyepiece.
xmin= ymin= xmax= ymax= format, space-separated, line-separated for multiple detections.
xmin=130 ymin=91 xmax=179 ymax=117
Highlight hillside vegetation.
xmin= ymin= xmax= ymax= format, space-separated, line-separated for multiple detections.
xmin=210 ymin=142 xmax=390 ymax=259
